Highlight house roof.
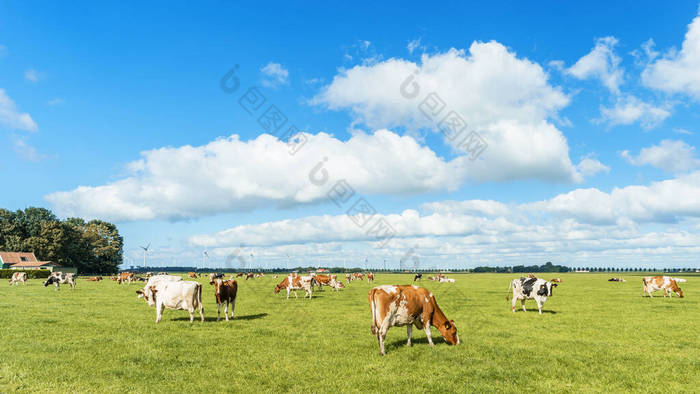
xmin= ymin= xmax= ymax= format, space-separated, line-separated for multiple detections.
xmin=10 ymin=260 xmax=62 ymax=267
xmin=0 ymin=252 xmax=38 ymax=265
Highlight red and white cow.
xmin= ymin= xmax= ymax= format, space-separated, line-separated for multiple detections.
xmin=367 ymin=272 xmax=375 ymax=283
xmin=9 ymin=272 xmax=27 ymax=286
xmin=274 ymin=274 xmax=315 ymax=299
xmin=642 ymin=276 xmax=684 ymax=298
xmin=369 ymin=285 xmax=459 ymax=355
xmin=188 ymin=272 xmax=199 ymax=279
xmin=117 ymin=272 xmax=134 ymax=284
xmin=211 ymin=278 xmax=238 ymax=321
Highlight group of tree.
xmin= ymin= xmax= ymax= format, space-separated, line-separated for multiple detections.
xmin=473 ymin=261 xmax=572 ymax=273
xmin=0 ymin=207 xmax=123 ymax=274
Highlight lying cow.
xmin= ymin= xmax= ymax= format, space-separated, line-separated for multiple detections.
xmin=506 ymin=277 xmax=557 ymax=314
xmin=439 ymin=277 xmax=456 ymax=283
xmin=188 ymin=272 xmax=199 ymax=279
xmin=87 ymin=276 xmax=103 ymax=282
xmin=550 ymin=278 xmax=562 ymax=283
xmin=642 ymin=276 xmax=684 ymax=298
xmin=9 ymin=272 xmax=27 ymax=286
xmin=369 ymin=285 xmax=459 ymax=356
xmin=44 ymin=272 xmax=76 ymax=290
xmin=274 ymin=274 xmax=315 ymax=299
xmin=211 ymin=278 xmax=238 ymax=321
xmin=147 ymin=281 xmax=204 ymax=323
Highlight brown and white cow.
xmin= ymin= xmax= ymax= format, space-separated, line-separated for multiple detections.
xmin=313 ymin=274 xmax=332 ymax=290
xmin=245 ymin=273 xmax=255 ymax=280
xmin=210 ymin=278 xmax=238 ymax=321
xmin=367 ymin=272 xmax=375 ymax=283
xmin=369 ymin=285 xmax=459 ymax=355
xmin=9 ymin=272 xmax=27 ymax=286
xmin=87 ymin=276 xmax=103 ymax=282
xmin=345 ymin=273 xmax=352 ymax=284
xmin=117 ymin=272 xmax=134 ymax=284
xmin=642 ymin=276 xmax=684 ymax=298
xmin=209 ymin=272 xmax=225 ymax=282
xmin=274 ymin=274 xmax=315 ymax=299
xmin=137 ymin=279 xmax=203 ymax=323
xmin=188 ymin=272 xmax=199 ymax=279
xmin=550 ymin=278 xmax=562 ymax=283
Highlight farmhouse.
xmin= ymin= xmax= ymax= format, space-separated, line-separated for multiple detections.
xmin=0 ymin=252 xmax=66 ymax=272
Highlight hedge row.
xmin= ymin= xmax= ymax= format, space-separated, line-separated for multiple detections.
xmin=0 ymin=269 xmax=52 ymax=279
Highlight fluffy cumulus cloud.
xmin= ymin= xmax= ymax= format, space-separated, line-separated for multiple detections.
xmin=312 ymin=42 xmax=594 ymax=183
xmin=642 ymin=11 xmax=700 ymax=99
xmin=621 ymin=140 xmax=700 ymax=173
xmin=598 ymin=95 xmax=670 ymax=129
xmin=46 ymin=130 xmax=476 ymax=222
xmin=260 ymin=62 xmax=289 ymax=87
xmin=567 ymin=37 xmax=624 ymax=93
xmin=0 ymin=89 xmax=38 ymax=132
xmin=190 ymin=172 xmax=700 ymax=268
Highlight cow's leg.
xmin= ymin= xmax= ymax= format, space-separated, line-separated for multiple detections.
xmin=378 ymin=328 xmax=388 ymax=356
xmin=155 ymin=303 xmax=163 ymax=323
xmin=199 ymin=303 xmax=204 ymax=323
xmin=511 ymin=297 xmax=517 ymax=312
xmin=229 ymin=297 xmax=236 ymax=319
xmin=536 ymin=299 xmax=543 ymax=314
xmin=217 ymin=302 xmax=221 ymax=321
xmin=424 ymin=325 xmax=434 ymax=347
xmin=406 ymin=325 xmax=413 ymax=347
xmin=521 ymin=299 xmax=527 ymax=312
xmin=189 ymin=308 xmax=195 ymax=323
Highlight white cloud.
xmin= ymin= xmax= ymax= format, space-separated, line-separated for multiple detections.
xmin=312 ymin=42 xmax=589 ymax=183
xmin=11 ymin=135 xmax=45 ymax=162
xmin=47 ymin=98 xmax=63 ymax=106
xmin=24 ymin=69 xmax=42 ymax=82
xmin=674 ymin=128 xmax=694 ymax=135
xmin=642 ymin=11 xmax=700 ymax=99
xmin=0 ymin=89 xmax=38 ymax=132
xmin=260 ymin=62 xmax=289 ymax=87
xmin=631 ymin=38 xmax=659 ymax=66
xmin=407 ymin=38 xmax=423 ymax=54
xmin=621 ymin=140 xmax=700 ymax=173
xmin=46 ymin=130 xmax=476 ymax=222
xmin=567 ymin=37 xmax=624 ymax=93
xmin=598 ymin=95 xmax=670 ymax=129
xmin=576 ymin=156 xmax=610 ymax=177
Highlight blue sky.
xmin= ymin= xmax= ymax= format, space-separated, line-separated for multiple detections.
xmin=2 ymin=1 xmax=700 ymax=270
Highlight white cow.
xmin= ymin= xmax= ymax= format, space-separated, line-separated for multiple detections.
xmin=137 ymin=280 xmax=204 ymax=323
xmin=43 ymin=272 xmax=75 ymax=290
xmin=136 ymin=275 xmax=182 ymax=304
xmin=439 ymin=277 xmax=456 ymax=283
xmin=506 ymin=277 xmax=557 ymax=314
xmin=9 ymin=272 xmax=28 ymax=286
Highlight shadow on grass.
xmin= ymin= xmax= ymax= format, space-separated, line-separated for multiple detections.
xmin=170 ymin=313 xmax=268 ymax=322
xmin=514 ymin=309 xmax=558 ymax=314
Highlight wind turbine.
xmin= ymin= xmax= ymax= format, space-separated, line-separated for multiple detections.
xmin=202 ymin=250 xmax=209 ymax=270
xmin=139 ymin=243 xmax=151 ymax=269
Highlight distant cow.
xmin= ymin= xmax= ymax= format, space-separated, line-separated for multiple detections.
xmin=245 ymin=273 xmax=255 ymax=280
xmin=550 ymin=278 xmax=562 ymax=283
xmin=367 ymin=273 xmax=374 ymax=283
xmin=608 ymin=277 xmax=626 ymax=282
xmin=111 ymin=276 xmax=118 ymax=281
xmin=9 ymin=272 xmax=27 ymax=286
xmin=145 ymin=272 xmax=154 ymax=278
xmin=274 ymin=274 xmax=315 ymax=299
xmin=188 ymin=272 xmax=199 ymax=279
xmin=137 ymin=280 xmax=204 ymax=323
xmin=413 ymin=273 xmax=422 ymax=282
xmin=44 ymin=272 xmax=76 ymax=290
xmin=314 ymin=275 xmax=332 ymax=290
xmin=642 ymin=276 xmax=684 ymax=298
xmin=235 ymin=273 xmax=244 ymax=278
xmin=211 ymin=278 xmax=238 ymax=321
xmin=209 ymin=273 xmax=225 ymax=282
xmin=439 ymin=277 xmax=455 ymax=283
xmin=87 ymin=276 xmax=103 ymax=282
xmin=369 ymin=285 xmax=459 ymax=355
xmin=353 ymin=273 xmax=364 ymax=281
xmin=117 ymin=272 xmax=134 ymax=284
xmin=345 ymin=273 xmax=352 ymax=284
xmin=506 ymin=277 xmax=557 ymax=314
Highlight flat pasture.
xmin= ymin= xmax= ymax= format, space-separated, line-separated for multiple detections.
xmin=1 ymin=273 xmax=698 ymax=393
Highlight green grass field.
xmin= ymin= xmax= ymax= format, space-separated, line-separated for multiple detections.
xmin=1 ymin=273 xmax=698 ymax=393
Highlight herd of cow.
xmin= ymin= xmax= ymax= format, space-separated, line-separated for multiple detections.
xmin=7 ymin=270 xmax=688 ymax=355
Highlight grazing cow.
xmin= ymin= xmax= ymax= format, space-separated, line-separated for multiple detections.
xmin=439 ymin=277 xmax=456 ymax=283
xmin=188 ymin=272 xmax=199 ymax=279
xmin=245 ymin=273 xmax=255 ymax=280
xmin=87 ymin=276 xmax=103 ymax=282
xmin=642 ymin=276 xmax=684 ymax=298
xmin=314 ymin=275 xmax=332 ymax=290
xmin=235 ymin=273 xmax=244 ymax=278
xmin=413 ymin=273 xmax=422 ymax=282
xmin=330 ymin=278 xmax=345 ymax=291
xmin=157 ymin=272 xmax=168 ymax=275
xmin=9 ymin=272 xmax=28 ymax=286
xmin=367 ymin=273 xmax=375 ymax=283
xmin=44 ymin=272 xmax=76 ymax=290
xmin=345 ymin=273 xmax=352 ymax=284
xmin=111 ymin=276 xmax=118 ymax=281
xmin=211 ymin=278 xmax=238 ymax=321
xmin=506 ymin=277 xmax=557 ymax=314
xmin=138 ymin=280 xmax=204 ymax=323
xmin=608 ymin=277 xmax=626 ymax=282
xmin=550 ymin=278 xmax=562 ymax=283
xmin=145 ymin=272 xmax=154 ymax=278
xmin=117 ymin=272 xmax=134 ymax=284
xmin=274 ymin=275 xmax=315 ymax=299
xmin=369 ymin=285 xmax=459 ymax=356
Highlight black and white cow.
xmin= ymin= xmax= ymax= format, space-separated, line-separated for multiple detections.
xmin=506 ymin=277 xmax=557 ymax=314
xmin=44 ymin=272 xmax=76 ymax=290
xmin=413 ymin=273 xmax=423 ymax=282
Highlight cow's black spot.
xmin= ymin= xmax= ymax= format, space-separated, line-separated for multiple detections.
xmin=520 ymin=277 xmax=537 ymax=296
xmin=537 ymin=284 xmax=547 ymax=296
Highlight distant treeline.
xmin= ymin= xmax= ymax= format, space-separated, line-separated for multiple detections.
xmin=473 ymin=262 xmax=571 ymax=273
xmin=0 ymin=207 xmax=123 ymax=274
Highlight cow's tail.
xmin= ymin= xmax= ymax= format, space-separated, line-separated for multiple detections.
xmin=195 ymin=283 xmax=203 ymax=309
xmin=506 ymin=280 xmax=512 ymax=301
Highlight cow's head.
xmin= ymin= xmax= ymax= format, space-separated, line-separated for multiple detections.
xmin=676 ymin=287 xmax=684 ymax=298
xmin=438 ymin=320 xmax=459 ymax=345
xmin=43 ymin=276 xmax=56 ymax=287
xmin=273 ymin=284 xmax=281 ymax=294
xmin=136 ymin=285 xmax=158 ymax=306
xmin=538 ymin=282 xmax=557 ymax=297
